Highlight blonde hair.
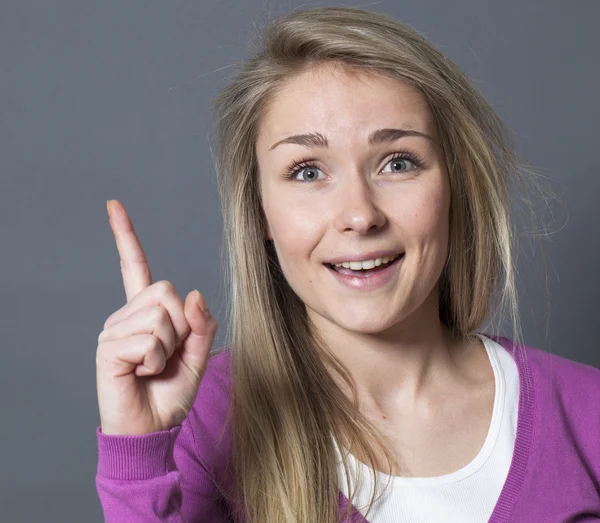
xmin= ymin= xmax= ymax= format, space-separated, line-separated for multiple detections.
xmin=209 ymin=6 xmax=556 ymax=522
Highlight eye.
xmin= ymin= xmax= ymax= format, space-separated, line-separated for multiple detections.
xmin=381 ymin=152 xmax=423 ymax=174
xmin=282 ymin=150 xmax=425 ymax=183
xmin=282 ymin=159 xmax=325 ymax=183
xmin=296 ymin=165 xmax=324 ymax=182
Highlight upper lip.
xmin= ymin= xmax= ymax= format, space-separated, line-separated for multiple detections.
xmin=324 ymin=250 xmax=404 ymax=265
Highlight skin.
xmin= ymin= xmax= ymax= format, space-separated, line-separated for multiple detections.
xmin=256 ymin=63 xmax=495 ymax=476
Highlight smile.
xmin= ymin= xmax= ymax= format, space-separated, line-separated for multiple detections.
xmin=329 ymin=253 xmax=402 ymax=271
xmin=325 ymin=253 xmax=404 ymax=290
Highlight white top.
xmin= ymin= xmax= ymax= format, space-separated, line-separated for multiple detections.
xmin=335 ymin=333 xmax=520 ymax=522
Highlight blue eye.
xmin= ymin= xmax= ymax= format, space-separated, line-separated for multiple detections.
xmin=282 ymin=150 xmax=424 ymax=182
xmin=382 ymin=155 xmax=419 ymax=173
xmin=294 ymin=165 xmax=323 ymax=182
xmin=280 ymin=159 xmax=323 ymax=182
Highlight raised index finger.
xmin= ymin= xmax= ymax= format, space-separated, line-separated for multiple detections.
xmin=106 ymin=199 xmax=153 ymax=303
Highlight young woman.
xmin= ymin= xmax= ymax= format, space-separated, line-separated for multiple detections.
xmin=95 ymin=7 xmax=600 ymax=522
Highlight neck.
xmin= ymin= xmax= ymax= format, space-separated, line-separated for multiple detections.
xmin=309 ymin=290 xmax=469 ymax=412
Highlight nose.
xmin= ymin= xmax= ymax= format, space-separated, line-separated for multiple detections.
xmin=333 ymin=175 xmax=386 ymax=235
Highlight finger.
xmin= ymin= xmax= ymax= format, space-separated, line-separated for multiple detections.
xmin=103 ymin=280 xmax=192 ymax=345
xmin=97 ymin=334 xmax=167 ymax=378
xmin=107 ymin=199 xmax=153 ymax=303
xmin=178 ymin=291 xmax=218 ymax=376
xmin=98 ymin=305 xmax=178 ymax=360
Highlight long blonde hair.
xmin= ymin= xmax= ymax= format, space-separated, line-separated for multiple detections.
xmin=209 ymin=6 xmax=555 ymax=522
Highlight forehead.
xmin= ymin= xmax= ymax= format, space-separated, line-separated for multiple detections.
xmin=257 ymin=65 xmax=436 ymax=148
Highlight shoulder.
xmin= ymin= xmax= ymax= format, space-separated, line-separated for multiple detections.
xmin=485 ymin=333 xmax=600 ymax=437
xmin=522 ymin=340 xmax=599 ymax=400
xmin=488 ymin=334 xmax=600 ymax=454
xmin=484 ymin=334 xmax=600 ymax=499
xmin=523 ymin=343 xmax=600 ymax=425
xmin=486 ymin=333 xmax=600 ymax=397
xmin=527 ymin=345 xmax=600 ymax=391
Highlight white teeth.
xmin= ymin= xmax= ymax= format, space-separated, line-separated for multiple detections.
xmin=361 ymin=259 xmax=376 ymax=270
xmin=333 ymin=254 xmax=400 ymax=270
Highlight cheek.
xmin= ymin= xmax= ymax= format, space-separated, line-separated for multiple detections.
xmin=262 ymin=189 xmax=323 ymax=268
xmin=400 ymin=179 xmax=451 ymax=242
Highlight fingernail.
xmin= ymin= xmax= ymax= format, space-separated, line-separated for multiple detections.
xmin=195 ymin=291 xmax=210 ymax=315
xmin=106 ymin=200 xmax=113 ymax=218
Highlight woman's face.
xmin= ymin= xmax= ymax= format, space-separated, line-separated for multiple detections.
xmin=256 ymin=64 xmax=451 ymax=335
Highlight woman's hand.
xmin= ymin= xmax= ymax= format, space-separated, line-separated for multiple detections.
xmin=96 ymin=200 xmax=217 ymax=435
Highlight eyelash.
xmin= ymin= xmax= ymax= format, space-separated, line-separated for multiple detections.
xmin=282 ymin=150 xmax=425 ymax=182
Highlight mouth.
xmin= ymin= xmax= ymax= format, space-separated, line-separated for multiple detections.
xmin=325 ymin=252 xmax=404 ymax=277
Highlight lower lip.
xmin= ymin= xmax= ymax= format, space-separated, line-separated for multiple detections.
xmin=325 ymin=254 xmax=404 ymax=291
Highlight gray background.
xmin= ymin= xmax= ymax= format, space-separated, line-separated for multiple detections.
xmin=1 ymin=0 xmax=598 ymax=521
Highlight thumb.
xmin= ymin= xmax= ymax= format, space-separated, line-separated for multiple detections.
xmin=179 ymin=290 xmax=216 ymax=377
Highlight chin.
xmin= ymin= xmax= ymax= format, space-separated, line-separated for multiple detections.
xmin=330 ymin=313 xmax=398 ymax=335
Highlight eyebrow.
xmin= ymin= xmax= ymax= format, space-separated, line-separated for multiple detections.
xmin=268 ymin=128 xmax=433 ymax=151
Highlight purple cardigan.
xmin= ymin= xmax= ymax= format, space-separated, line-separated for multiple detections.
xmin=95 ymin=334 xmax=600 ymax=522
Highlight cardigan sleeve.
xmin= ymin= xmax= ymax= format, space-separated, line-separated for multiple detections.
xmin=95 ymin=349 xmax=235 ymax=522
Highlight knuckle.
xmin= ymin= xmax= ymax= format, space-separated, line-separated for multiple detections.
xmin=130 ymin=250 xmax=149 ymax=265
xmin=156 ymin=279 xmax=175 ymax=296
xmin=147 ymin=333 xmax=160 ymax=350
xmin=147 ymin=337 xmax=166 ymax=370
xmin=103 ymin=314 xmax=114 ymax=330
xmin=149 ymin=334 xmax=166 ymax=356
xmin=122 ymin=250 xmax=148 ymax=270
xmin=151 ymin=305 xmax=168 ymax=324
